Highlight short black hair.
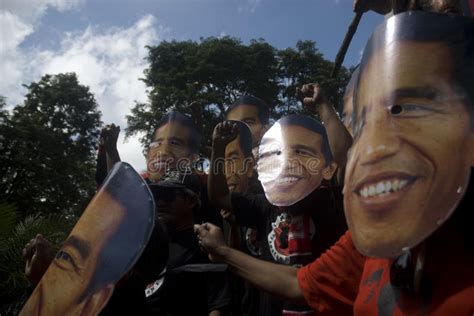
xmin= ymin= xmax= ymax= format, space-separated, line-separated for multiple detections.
xmin=154 ymin=111 xmax=201 ymax=153
xmin=226 ymin=95 xmax=270 ymax=125
xmin=277 ymin=115 xmax=333 ymax=164
xmin=226 ymin=120 xmax=253 ymax=158
xmin=355 ymin=11 xmax=474 ymax=128
xmin=79 ymin=163 xmax=155 ymax=302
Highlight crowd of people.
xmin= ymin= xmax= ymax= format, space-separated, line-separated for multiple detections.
xmin=18 ymin=0 xmax=474 ymax=315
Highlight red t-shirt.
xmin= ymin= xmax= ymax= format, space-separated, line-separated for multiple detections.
xmin=297 ymin=231 xmax=474 ymax=315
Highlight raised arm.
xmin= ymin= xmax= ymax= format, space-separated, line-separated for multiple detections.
xmin=208 ymin=121 xmax=239 ymax=211
xmin=100 ymin=124 xmax=121 ymax=173
xmin=298 ymin=84 xmax=353 ymax=182
xmin=195 ymin=223 xmax=305 ymax=304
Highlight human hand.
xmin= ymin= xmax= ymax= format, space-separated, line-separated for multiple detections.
xmin=22 ymin=234 xmax=56 ymax=285
xmin=212 ymin=121 xmax=239 ymax=150
xmin=100 ymin=123 xmax=120 ymax=153
xmin=194 ymin=223 xmax=228 ymax=262
xmin=296 ymin=83 xmax=327 ymax=111
xmin=220 ymin=209 xmax=237 ymax=226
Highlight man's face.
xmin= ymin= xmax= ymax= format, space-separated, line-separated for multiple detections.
xmin=155 ymin=188 xmax=194 ymax=228
xmin=146 ymin=122 xmax=194 ymax=181
xmin=344 ymin=41 xmax=474 ymax=258
xmin=21 ymin=191 xmax=125 ymax=315
xmin=227 ymin=104 xmax=266 ymax=147
xmin=258 ymin=123 xmax=335 ymax=206
xmin=225 ymin=135 xmax=253 ymax=193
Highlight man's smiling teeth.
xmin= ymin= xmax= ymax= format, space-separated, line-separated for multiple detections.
xmin=359 ymin=179 xmax=409 ymax=198
xmin=153 ymin=162 xmax=168 ymax=168
xmin=275 ymin=176 xmax=300 ymax=184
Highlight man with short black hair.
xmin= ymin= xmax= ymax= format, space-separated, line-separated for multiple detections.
xmin=146 ymin=170 xmax=230 ymax=316
xmin=226 ymin=95 xmax=270 ymax=152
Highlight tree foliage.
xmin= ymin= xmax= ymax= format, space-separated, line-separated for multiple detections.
xmin=126 ymin=37 xmax=351 ymax=149
xmin=0 ymin=202 xmax=73 ymax=314
xmin=0 ymin=73 xmax=102 ymax=219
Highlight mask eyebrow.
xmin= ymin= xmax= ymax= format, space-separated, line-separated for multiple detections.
xmin=62 ymin=235 xmax=91 ymax=261
xmin=388 ymin=87 xmax=439 ymax=104
xmin=291 ymin=144 xmax=319 ymax=156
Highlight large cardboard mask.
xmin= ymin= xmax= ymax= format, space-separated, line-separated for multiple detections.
xmin=344 ymin=12 xmax=474 ymax=258
xmin=21 ymin=162 xmax=155 ymax=316
xmin=257 ymin=115 xmax=334 ymax=206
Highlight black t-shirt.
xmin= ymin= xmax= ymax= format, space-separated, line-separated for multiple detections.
xmin=231 ymin=186 xmax=347 ymax=316
xmin=145 ymin=229 xmax=230 ymax=315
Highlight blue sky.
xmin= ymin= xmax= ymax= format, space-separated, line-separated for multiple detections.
xmin=1 ymin=0 xmax=383 ymax=171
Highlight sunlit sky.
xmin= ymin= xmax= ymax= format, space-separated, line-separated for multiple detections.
xmin=0 ymin=0 xmax=383 ymax=172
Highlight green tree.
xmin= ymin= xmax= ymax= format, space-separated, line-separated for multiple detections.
xmin=0 ymin=202 xmax=73 ymax=314
xmin=277 ymin=40 xmax=351 ymax=116
xmin=0 ymin=73 xmax=102 ymax=218
xmin=127 ymin=37 xmax=350 ymax=151
xmin=127 ymin=36 xmax=280 ymax=148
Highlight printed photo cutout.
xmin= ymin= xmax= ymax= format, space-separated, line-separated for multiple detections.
xmin=223 ymin=120 xmax=254 ymax=194
xmin=146 ymin=112 xmax=200 ymax=182
xmin=257 ymin=115 xmax=336 ymax=206
xmin=20 ymin=162 xmax=155 ymax=316
xmin=344 ymin=11 xmax=474 ymax=258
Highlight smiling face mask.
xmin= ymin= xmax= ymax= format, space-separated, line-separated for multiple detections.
xmin=257 ymin=115 xmax=335 ymax=207
xmin=344 ymin=11 xmax=474 ymax=258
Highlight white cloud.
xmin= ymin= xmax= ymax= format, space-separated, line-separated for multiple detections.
xmin=237 ymin=0 xmax=262 ymax=13
xmin=0 ymin=2 xmax=169 ymax=172
xmin=218 ymin=30 xmax=228 ymax=38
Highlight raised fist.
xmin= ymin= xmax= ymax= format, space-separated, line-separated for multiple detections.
xmin=212 ymin=121 xmax=239 ymax=149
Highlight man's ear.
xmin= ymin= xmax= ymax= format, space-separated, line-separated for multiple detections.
xmin=322 ymin=162 xmax=338 ymax=180
xmin=80 ymin=284 xmax=114 ymax=315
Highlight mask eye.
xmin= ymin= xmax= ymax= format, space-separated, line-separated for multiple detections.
xmin=390 ymin=105 xmax=403 ymax=115
xmin=389 ymin=104 xmax=436 ymax=118
xmin=56 ymin=250 xmax=74 ymax=263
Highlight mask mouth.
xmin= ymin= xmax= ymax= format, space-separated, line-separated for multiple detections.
xmin=147 ymin=158 xmax=174 ymax=173
xmin=352 ymin=171 xmax=419 ymax=212
xmin=262 ymin=173 xmax=304 ymax=187
xmin=354 ymin=171 xmax=417 ymax=198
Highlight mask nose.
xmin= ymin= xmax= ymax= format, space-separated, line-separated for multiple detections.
xmin=356 ymin=107 xmax=401 ymax=166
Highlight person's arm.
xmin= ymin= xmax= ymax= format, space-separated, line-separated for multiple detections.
xmin=298 ymin=84 xmax=353 ymax=184
xmin=208 ymin=121 xmax=239 ymax=211
xmin=100 ymin=124 xmax=121 ymax=173
xmin=220 ymin=210 xmax=243 ymax=249
xmin=95 ymin=143 xmax=108 ymax=187
xmin=195 ymin=223 xmax=305 ymax=304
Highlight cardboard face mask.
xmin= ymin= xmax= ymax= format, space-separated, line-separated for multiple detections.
xmin=224 ymin=120 xmax=254 ymax=194
xmin=344 ymin=12 xmax=474 ymax=258
xmin=257 ymin=115 xmax=334 ymax=206
xmin=21 ymin=162 xmax=156 ymax=316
